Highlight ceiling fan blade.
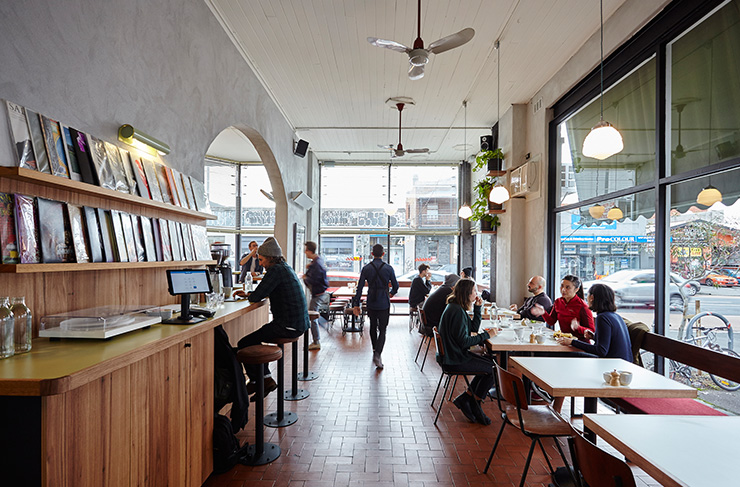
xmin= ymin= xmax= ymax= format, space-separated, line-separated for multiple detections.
xmin=408 ymin=63 xmax=425 ymax=80
xmin=428 ymin=28 xmax=475 ymax=55
xmin=367 ymin=37 xmax=411 ymax=53
xmin=378 ymin=144 xmax=394 ymax=150
xmin=405 ymin=148 xmax=429 ymax=154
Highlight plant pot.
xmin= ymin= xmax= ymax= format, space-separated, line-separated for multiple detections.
xmin=487 ymin=156 xmax=503 ymax=172
xmin=488 ymin=200 xmax=504 ymax=213
xmin=481 ymin=219 xmax=496 ymax=234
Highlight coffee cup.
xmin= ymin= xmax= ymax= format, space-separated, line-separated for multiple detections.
xmin=603 ymin=372 xmax=612 ymax=384
xmin=535 ymin=334 xmax=546 ymax=344
xmin=619 ymin=371 xmax=633 ymax=386
xmin=159 ymin=308 xmax=173 ymax=320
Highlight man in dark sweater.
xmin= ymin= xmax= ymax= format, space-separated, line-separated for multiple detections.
xmin=422 ymin=273 xmax=460 ymax=334
xmin=408 ymin=264 xmax=432 ymax=308
xmin=509 ymin=275 xmax=552 ymax=321
xmin=303 ymin=240 xmax=329 ymax=350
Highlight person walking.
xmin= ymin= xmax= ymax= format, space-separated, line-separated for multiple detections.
xmin=352 ymin=244 xmax=399 ymax=369
xmin=303 ymin=240 xmax=329 ymax=350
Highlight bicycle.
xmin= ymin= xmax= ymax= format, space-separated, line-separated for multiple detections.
xmin=643 ymin=311 xmax=739 ymax=391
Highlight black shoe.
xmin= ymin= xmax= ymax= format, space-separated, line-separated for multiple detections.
xmin=471 ymin=399 xmax=491 ymax=425
xmin=452 ymin=393 xmax=476 ymax=423
xmin=488 ymin=387 xmax=499 ymax=400
xmin=248 ymin=377 xmax=277 ymax=401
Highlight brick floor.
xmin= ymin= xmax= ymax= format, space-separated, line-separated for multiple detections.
xmin=204 ymin=316 xmax=660 ymax=487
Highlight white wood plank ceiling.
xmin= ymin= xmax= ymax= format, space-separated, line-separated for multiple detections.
xmin=205 ymin=0 xmax=630 ymax=163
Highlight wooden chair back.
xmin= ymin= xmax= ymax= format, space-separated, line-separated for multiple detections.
xmin=494 ymin=364 xmax=529 ymax=412
xmin=571 ymin=431 xmax=636 ymax=487
xmin=433 ymin=327 xmax=444 ymax=358
xmin=419 ymin=309 xmax=427 ymax=327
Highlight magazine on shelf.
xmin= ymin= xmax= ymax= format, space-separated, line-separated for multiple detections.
xmin=191 ymin=225 xmax=211 ymax=261
xmin=82 ymin=206 xmax=104 ymax=263
xmin=158 ymin=218 xmax=173 ymax=261
xmin=40 ymin=115 xmax=70 ymax=178
xmin=142 ymin=158 xmax=163 ymax=202
xmin=130 ymin=155 xmax=151 ymax=199
xmin=66 ymin=204 xmax=90 ymax=263
xmin=167 ymin=220 xmax=182 ymax=261
xmin=151 ymin=218 xmax=164 ymax=261
xmin=118 ymin=148 xmax=138 ymax=196
xmin=60 ymin=125 xmax=83 ymax=181
xmin=172 ymin=169 xmax=190 ymax=209
xmin=96 ymin=208 xmax=115 ymax=262
xmin=103 ymin=142 xmax=130 ymax=193
xmin=119 ymin=212 xmax=138 ymax=263
xmin=88 ymin=135 xmax=116 ymax=190
xmin=13 ymin=194 xmax=40 ymax=263
xmin=69 ymin=128 xmax=99 ymax=185
xmin=155 ymin=163 xmax=172 ymax=204
xmin=110 ymin=210 xmax=129 ymax=262
xmin=164 ymin=166 xmax=181 ymax=206
xmin=189 ymin=177 xmax=211 ymax=214
xmin=139 ymin=216 xmax=157 ymax=262
xmin=37 ymin=197 xmax=73 ymax=263
xmin=25 ymin=110 xmax=51 ymax=174
xmin=4 ymin=101 xmax=37 ymax=170
xmin=0 ymin=192 xmax=19 ymax=264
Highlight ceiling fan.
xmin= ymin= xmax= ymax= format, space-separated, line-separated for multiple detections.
xmin=379 ymin=103 xmax=429 ymax=157
xmin=367 ymin=0 xmax=475 ymax=80
xmin=673 ymin=102 xmax=702 ymax=160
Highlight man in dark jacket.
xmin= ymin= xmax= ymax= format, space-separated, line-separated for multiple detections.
xmin=303 ymin=240 xmax=329 ymax=350
xmin=236 ymin=237 xmax=309 ymax=398
xmin=422 ymin=273 xmax=460 ymax=334
xmin=352 ymin=244 xmax=399 ymax=369
xmin=408 ymin=264 xmax=432 ymax=308
xmin=509 ymin=275 xmax=553 ymax=321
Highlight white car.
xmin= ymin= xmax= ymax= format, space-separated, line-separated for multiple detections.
xmin=583 ymin=270 xmax=686 ymax=310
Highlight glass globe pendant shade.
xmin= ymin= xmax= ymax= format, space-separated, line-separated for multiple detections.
xmin=458 ymin=205 xmax=473 ymax=219
xmin=696 ymin=185 xmax=722 ymax=207
xmin=589 ymin=205 xmax=606 ymax=219
xmin=606 ymin=207 xmax=623 ymax=220
xmin=489 ymin=185 xmax=510 ymax=204
xmin=582 ymin=121 xmax=624 ymax=160
xmin=383 ymin=201 xmax=398 ymax=216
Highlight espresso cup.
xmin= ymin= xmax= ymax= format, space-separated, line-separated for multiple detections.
xmin=603 ymin=372 xmax=612 ymax=384
xmin=535 ymin=334 xmax=546 ymax=344
xmin=619 ymin=371 xmax=633 ymax=386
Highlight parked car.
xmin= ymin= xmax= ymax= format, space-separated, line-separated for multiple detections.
xmin=326 ymin=270 xmax=360 ymax=284
xmin=671 ymin=273 xmax=700 ymax=296
xmin=699 ymin=273 xmax=738 ymax=287
xmin=583 ymin=270 xmax=686 ymax=310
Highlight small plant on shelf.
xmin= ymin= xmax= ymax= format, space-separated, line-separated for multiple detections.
xmin=469 ymin=176 xmax=501 ymax=232
xmin=473 ymin=148 xmax=505 ymax=172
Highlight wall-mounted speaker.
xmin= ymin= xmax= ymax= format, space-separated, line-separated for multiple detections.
xmin=480 ymin=135 xmax=493 ymax=152
xmin=294 ymin=139 xmax=309 ymax=158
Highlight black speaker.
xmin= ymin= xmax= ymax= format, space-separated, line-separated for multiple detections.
xmin=480 ymin=135 xmax=493 ymax=152
xmin=294 ymin=139 xmax=309 ymax=158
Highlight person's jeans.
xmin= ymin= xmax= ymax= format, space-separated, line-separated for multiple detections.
xmin=367 ymin=308 xmax=390 ymax=355
xmin=308 ymin=292 xmax=330 ymax=342
xmin=237 ymin=323 xmax=303 ymax=383
xmin=442 ymin=352 xmax=495 ymax=399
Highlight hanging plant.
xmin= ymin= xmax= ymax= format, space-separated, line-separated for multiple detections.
xmin=468 ymin=176 xmax=501 ymax=230
xmin=473 ymin=148 xmax=505 ymax=172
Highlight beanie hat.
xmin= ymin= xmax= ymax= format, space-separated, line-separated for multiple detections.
xmin=258 ymin=237 xmax=282 ymax=257
xmin=444 ymin=274 xmax=460 ymax=288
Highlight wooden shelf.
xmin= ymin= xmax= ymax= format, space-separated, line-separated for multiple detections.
xmin=0 ymin=260 xmax=216 ymax=274
xmin=480 ymin=230 xmax=498 ymax=234
xmin=487 ymin=170 xmax=506 ymax=177
xmin=0 ymin=167 xmax=216 ymax=221
xmin=487 ymin=209 xmax=506 ymax=214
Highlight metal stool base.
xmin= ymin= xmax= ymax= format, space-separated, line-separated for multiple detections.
xmin=239 ymin=443 xmax=281 ymax=466
xmin=297 ymin=371 xmax=319 ymax=381
xmin=264 ymin=411 xmax=298 ymax=428
xmin=284 ymin=389 xmax=310 ymax=401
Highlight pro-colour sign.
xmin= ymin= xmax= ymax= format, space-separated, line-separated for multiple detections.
xmin=561 ymin=235 xmax=653 ymax=243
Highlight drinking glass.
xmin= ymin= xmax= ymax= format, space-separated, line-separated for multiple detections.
xmin=206 ymin=293 xmax=219 ymax=310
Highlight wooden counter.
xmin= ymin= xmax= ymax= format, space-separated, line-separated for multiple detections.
xmin=0 ymin=299 xmax=269 ymax=487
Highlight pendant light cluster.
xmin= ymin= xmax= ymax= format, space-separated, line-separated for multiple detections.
xmin=489 ymin=40 xmax=510 ymax=205
xmin=582 ymin=0 xmax=624 ymax=160
xmin=458 ymin=100 xmax=473 ymax=219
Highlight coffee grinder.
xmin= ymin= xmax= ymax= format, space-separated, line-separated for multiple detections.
xmin=208 ymin=243 xmax=233 ymax=296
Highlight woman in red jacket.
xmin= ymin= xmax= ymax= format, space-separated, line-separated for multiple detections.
xmin=531 ymin=275 xmax=594 ymax=340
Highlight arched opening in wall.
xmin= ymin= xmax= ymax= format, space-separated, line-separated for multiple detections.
xmin=203 ymin=126 xmax=286 ymax=281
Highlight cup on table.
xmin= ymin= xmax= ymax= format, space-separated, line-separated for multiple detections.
xmin=619 ymin=371 xmax=633 ymax=386
xmin=223 ymin=287 xmax=232 ymax=299
xmin=206 ymin=292 xmax=219 ymax=310
xmin=514 ymin=327 xmax=526 ymax=342
xmin=603 ymin=372 xmax=612 ymax=384
xmin=535 ymin=334 xmax=546 ymax=344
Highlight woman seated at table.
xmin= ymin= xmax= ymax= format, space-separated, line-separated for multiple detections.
xmin=437 ymin=279 xmax=498 ymax=425
xmin=531 ymin=274 xmax=594 ymax=340
xmin=556 ymin=283 xmax=632 ymax=361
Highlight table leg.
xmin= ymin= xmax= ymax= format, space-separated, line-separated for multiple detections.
xmin=583 ymin=397 xmax=598 ymax=442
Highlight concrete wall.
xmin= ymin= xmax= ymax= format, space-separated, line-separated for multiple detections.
xmin=0 ymin=0 xmax=309 ymax=264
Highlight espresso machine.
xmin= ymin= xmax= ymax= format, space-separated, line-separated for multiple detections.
xmin=208 ymin=243 xmax=233 ymax=296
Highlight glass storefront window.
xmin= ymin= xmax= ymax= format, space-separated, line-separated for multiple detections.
xmin=240 ymin=165 xmax=275 ymax=229
xmin=390 ymin=166 xmax=458 ymax=230
xmin=321 ymin=166 xmax=390 ymax=230
xmin=475 ymin=234 xmax=491 ymax=287
xmin=204 ymin=162 xmax=237 ymax=228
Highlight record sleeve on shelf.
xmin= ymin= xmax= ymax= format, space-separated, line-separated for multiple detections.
xmin=25 ymin=110 xmax=51 ymax=174
xmin=66 ymin=204 xmax=90 ymax=263
xmin=181 ymin=172 xmax=197 ymax=210
xmin=151 ymin=218 xmax=164 ymax=261
xmin=96 ymin=208 xmax=115 ymax=263
xmin=60 ymin=125 xmax=82 ymax=181
xmin=103 ymin=141 xmax=130 ymax=193
xmin=40 ymin=115 xmax=70 ymax=179
xmin=14 ymin=194 xmax=41 ymax=263
xmin=130 ymin=155 xmax=151 ymax=199
xmin=4 ymin=100 xmax=37 ymax=170
xmin=88 ymin=135 xmax=116 ymax=190
xmin=37 ymin=197 xmax=73 ymax=263
xmin=110 ymin=210 xmax=129 ymax=262
xmin=83 ymin=206 xmax=104 ymax=263
xmin=158 ymin=218 xmax=173 ymax=261
xmin=130 ymin=214 xmax=146 ymax=262
xmin=0 ymin=192 xmax=20 ymax=264
xmin=164 ymin=166 xmax=181 ymax=206
xmin=142 ymin=158 xmax=163 ymax=202
xmin=155 ymin=163 xmax=172 ymax=204
xmin=167 ymin=220 xmax=182 ymax=261
xmin=118 ymin=148 xmax=138 ymax=196
xmin=179 ymin=222 xmax=193 ymax=261
xmin=139 ymin=216 xmax=157 ymax=262
xmin=191 ymin=225 xmax=211 ymax=261
xmin=172 ymin=168 xmax=190 ymax=209
xmin=119 ymin=212 xmax=138 ymax=263
xmin=183 ymin=224 xmax=197 ymax=260
xmin=189 ymin=176 xmax=211 ymax=214
xmin=69 ymin=128 xmax=99 ymax=186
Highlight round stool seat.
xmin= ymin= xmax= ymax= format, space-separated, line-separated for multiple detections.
xmin=237 ymin=345 xmax=282 ymax=365
xmin=308 ymin=311 xmax=320 ymax=319
xmin=329 ymin=303 xmax=345 ymax=309
xmin=343 ymin=308 xmax=355 ymax=315
xmin=272 ymin=336 xmax=301 ymax=345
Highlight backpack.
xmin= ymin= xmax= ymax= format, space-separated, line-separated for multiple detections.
xmin=212 ymin=414 xmax=246 ymax=473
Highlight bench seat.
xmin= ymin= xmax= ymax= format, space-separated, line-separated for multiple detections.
xmin=389 ymin=296 xmax=408 ymax=303
xmin=607 ymin=397 xmax=727 ymax=416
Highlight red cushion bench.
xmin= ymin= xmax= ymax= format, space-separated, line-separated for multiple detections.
xmin=607 ymin=397 xmax=726 ymax=416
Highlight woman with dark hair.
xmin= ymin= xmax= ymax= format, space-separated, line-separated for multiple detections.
xmin=437 ymin=279 xmax=498 ymax=425
xmin=531 ymin=274 xmax=594 ymax=340
xmin=556 ymin=283 xmax=632 ymax=361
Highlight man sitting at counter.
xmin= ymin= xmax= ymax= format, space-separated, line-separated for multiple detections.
xmin=235 ymin=237 xmax=309 ymax=398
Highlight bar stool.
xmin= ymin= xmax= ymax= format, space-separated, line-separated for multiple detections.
xmin=264 ymin=337 xmax=304 ymax=427
xmin=299 ymin=312 xmax=319 ymax=381
xmin=236 ymin=344 xmax=282 ymax=465
xmin=283 ymin=334 xmax=310 ymax=401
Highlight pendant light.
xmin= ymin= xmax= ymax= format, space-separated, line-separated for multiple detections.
xmin=458 ymin=205 xmax=473 ymax=219
xmin=589 ymin=204 xmax=606 ymax=219
xmin=489 ymin=39 xmax=510 ymax=204
xmin=384 ymin=163 xmax=398 ymax=216
xmin=606 ymin=206 xmax=623 ymax=220
xmin=697 ymin=185 xmax=722 ymax=207
xmin=458 ymin=100 xmax=473 ymax=219
xmin=695 ymin=45 xmax=722 ymax=208
xmin=582 ymin=0 xmax=623 ymax=160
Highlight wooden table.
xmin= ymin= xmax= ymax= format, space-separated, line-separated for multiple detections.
xmin=584 ymin=414 xmax=740 ymax=487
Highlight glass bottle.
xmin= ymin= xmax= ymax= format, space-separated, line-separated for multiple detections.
xmin=0 ymin=297 xmax=14 ymax=359
xmin=246 ymin=272 xmax=253 ymax=292
xmin=11 ymin=297 xmax=32 ymax=354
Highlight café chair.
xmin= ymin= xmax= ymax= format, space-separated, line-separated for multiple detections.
xmin=568 ymin=428 xmax=636 ymax=487
xmin=414 ymin=309 xmax=433 ymax=371
xmin=431 ymin=327 xmax=471 ymax=425
xmin=409 ymin=305 xmax=420 ymax=332
xmin=484 ymin=363 xmax=576 ymax=487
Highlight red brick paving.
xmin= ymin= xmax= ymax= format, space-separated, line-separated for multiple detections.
xmin=204 ymin=317 xmax=659 ymax=486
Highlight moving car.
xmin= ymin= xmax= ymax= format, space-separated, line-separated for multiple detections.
xmin=699 ymin=273 xmax=738 ymax=287
xmin=583 ymin=270 xmax=686 ymax=310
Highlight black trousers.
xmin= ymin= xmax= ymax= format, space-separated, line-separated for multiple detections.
xmin=443 ymin=352 xmax=495 ymax=399
xmin=367 ymin=308 xmax=390 ymax=355
xmin=237 ymin=323 xmax=303 ymax=383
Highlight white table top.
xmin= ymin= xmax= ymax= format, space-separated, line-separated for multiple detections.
xmin=331 ymin=286 xmax=366 ymax=298
xmin=510 ymin=357 xmax=697 ymax=399
xmin=584 ymin=414 xmax=739 ymax=487
xmin=484 ymin=326 xmax=575 ymax=353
